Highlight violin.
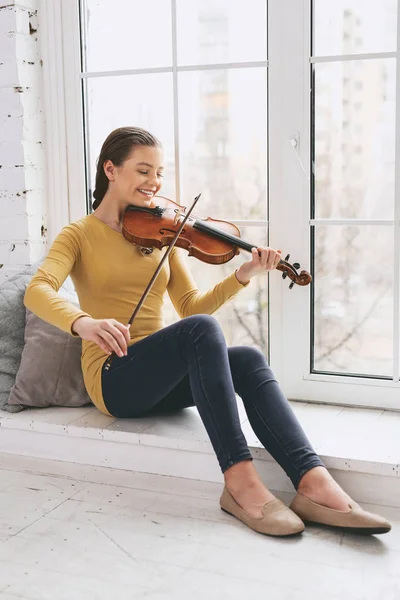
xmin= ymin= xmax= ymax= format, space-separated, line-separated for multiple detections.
xmin=122 ymin=195 xmax=311 ymax=289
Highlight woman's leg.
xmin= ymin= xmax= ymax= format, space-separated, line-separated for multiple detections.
xmin=103 ymin=326 xmax=387 ymax=527
xmin=227 ymin=346 xmax=352 ymax=511
xmin=155 ymin=372 xmax=351 ymax=516
xmin=151 ymin=347 xmax=326 ymax=488
xmin=148 ymin=345 xmax=353 ymax=513
xmin=101 ymin=314 xmax=253 ymax=473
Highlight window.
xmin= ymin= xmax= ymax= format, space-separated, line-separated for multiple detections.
xmin=311 ymin=1 xmax=398 ymax=381
xmin=267 ymin=0 xmax=399 ymax=409
xmin=52 ymin=0 xmax=399 ymax=409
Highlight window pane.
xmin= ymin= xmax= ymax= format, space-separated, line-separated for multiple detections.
xmin=176 ymin=0 xmax=267 ymax=66
xmin=178 ymin=68 xmax=267 ymax=221
xmin=85 ymin=74 xmax=175 ymax=200
xmin=163 ymin=227 xmax=269 ymax=354
xmin=313 ymin=226 xmax=393 ymax=377
xmin=313 ymin=0 xmax=397 ymax=56
xmin=82 ymin=0 xmax=172 ymax=72
xmin=313 ymin=59 xmax=395 ymax=220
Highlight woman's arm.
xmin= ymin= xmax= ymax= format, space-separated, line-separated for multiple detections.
xmin=24 ymin=224 xmax=91 ymax=336
xmin=167 ymin=248 xmax=250 ymax=318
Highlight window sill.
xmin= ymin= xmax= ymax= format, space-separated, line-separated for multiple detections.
xmin=1 ymin=400 xmax=398 ymax=507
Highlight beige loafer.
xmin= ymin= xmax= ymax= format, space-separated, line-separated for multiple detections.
xmin=290 ymin=492 xmax=392 ymax=535
xmin=220 ymin=487 xmax=305 ymax=537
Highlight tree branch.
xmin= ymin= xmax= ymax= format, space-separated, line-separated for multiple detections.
xmin=315 ymin=285 xmax=391 ymax=362
xmin=231 ymin=303 xmax=261 ymax=347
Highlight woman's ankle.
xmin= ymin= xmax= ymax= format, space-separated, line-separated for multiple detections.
xmin=297 ymin=466 xmax=330 ymax=493
xmin=224 ymin=459 xmax=260 ymax=489
xmin=223 ymin=460 xmax=277 ymax=511
xmin=297 ymin=467 xmax=352 ymax=510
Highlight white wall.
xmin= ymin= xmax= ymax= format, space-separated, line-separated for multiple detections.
xmin=0 ymin=0 xmax=47 ymax=282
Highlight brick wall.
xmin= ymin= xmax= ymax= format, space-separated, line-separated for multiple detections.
xmin=0 ymin=0 xmax=47 ymax=283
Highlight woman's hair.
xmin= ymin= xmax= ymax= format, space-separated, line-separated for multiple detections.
xmin=92 ymin=126 xmax=162 ymax=209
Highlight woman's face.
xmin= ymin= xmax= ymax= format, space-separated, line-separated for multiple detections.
xmin=104 ymin=146 xmax=164 ymax=207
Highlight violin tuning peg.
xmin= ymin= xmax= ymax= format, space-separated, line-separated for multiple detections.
xmin=293 ymin=262 xmax=300 ymax=270
xmin=289 ymin=282 xmax=295 ymax=290
xmin=282 ymin=272 xmax=288 ymax=279
xmin=285 ymin=254 xmax=290 ymax=262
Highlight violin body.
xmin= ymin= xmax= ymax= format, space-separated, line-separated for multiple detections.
xmin=123 ymin=196 xmax=241 ymax=265
xmin=122 ymin=195 xmax=312 ymax=288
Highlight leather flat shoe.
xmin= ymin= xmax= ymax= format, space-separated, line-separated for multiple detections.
xmin=220 ymin=487 xmax=305 ymax=537
xmin=290 ymin=492 xmax=392 ymax=535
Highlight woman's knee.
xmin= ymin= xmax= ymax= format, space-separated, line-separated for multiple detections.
xmin=183 ymin=314 xmax=222 ymax=334
xmin=180 ymin=314 xmax=225 ymax=349
xmin=229 ymin=345 xmax=269 ymax=369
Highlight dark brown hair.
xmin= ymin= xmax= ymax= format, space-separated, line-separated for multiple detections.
xmin=92 ymin=126 xmax=162 ymax=209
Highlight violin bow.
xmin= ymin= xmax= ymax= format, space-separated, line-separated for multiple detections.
xmin=103 ymin=193 xmax=202 ymax=371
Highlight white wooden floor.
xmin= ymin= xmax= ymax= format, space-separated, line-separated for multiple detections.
xmin=0 ymin=453 xmax=399 ymax=600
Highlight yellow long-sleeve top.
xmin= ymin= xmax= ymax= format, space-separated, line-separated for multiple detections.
xmin=24 ymin=213 xmax=249 ymax=416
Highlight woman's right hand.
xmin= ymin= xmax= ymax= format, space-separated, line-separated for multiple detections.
xmin=72 ymin=316 xmax=131 ymax=357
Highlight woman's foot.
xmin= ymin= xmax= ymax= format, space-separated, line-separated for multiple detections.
xmin=224 ymin=460 xmax=277 ymax=518
xmin=297 ymin=466 xmax=353 ymax=511
xmin=292 ymin=467 xmax=391 ymax=534
xmin=289 ymin=492 xmax=391 ymax=534
xmin=221 ymin=487 xmax=305 ymax=536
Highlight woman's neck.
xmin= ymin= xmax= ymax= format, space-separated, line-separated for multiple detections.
xmin=93 ymin=196 xmax=126 ymax=232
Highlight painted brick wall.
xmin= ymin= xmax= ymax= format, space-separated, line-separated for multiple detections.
xmin=0 ymin=0 xmax=47 ymax=282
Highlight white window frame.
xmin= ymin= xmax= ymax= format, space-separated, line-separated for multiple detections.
xmin=40 ymin=0 xmax=400 ymax=410
xmin=38 ymin=0 xmax=86 ymax=241
xmin=269 ymin=0 xmax=400 ymax=410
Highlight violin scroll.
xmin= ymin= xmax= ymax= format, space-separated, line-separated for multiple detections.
xmin=276 ymin=253 xmax=312 ymax=289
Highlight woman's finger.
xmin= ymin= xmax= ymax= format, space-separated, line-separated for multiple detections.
xmin=113 ymin=320 xmax=131 ymax=345
xmin=251 ymin=247 xmax=259 ymax=264
xmin=99 ymin=329 xmax=125 ymax=357
xmin=258 ymin=248 xmax=268 ymax=269
xmin=95 ymin=335 xmax=113 ymax=355
xmin=103 ymin=322 xmax=128 ymax=354
xmin=274 ymin=250 xmax=282 ymax=268
xmin=269 ymin=250 xmax=279 ymax=270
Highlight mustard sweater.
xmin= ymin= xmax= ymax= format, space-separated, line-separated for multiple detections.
xmin=24 ymin=213 xmax=249 ymax=416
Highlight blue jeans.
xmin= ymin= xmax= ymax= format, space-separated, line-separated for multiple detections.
xmin=101 ymin=314 xmax=324 ymax=488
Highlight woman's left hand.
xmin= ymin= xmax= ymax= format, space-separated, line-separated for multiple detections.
xmin=235 ymin=247 xmax=282 ymax=284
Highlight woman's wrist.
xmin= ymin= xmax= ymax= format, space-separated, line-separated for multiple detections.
xmin=72 ymin=315 xmax=91 ymax=335
xmin=235 ymin=268 xmax=250 ymax=286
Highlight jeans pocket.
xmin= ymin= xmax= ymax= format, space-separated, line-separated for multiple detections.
xmin=103 ymin=353 xmax=137 ymax=376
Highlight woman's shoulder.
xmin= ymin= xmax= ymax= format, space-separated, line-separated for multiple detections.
xmin=59 ymin=215 xmax=94 ymax=238
xmin=50 ymin=216 xmax=95 ymax=256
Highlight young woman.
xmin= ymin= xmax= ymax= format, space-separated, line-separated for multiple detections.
xmin=24 ymin=126 xmax=391 ymax=537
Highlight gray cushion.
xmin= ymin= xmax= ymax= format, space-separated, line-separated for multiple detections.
xmin=0 ymin=265 xmax=85 ymax=412
xmin=0 ymin=265 xmax=39 ymax=412
xmin=7 ymin=308 xmax=91 ymax=409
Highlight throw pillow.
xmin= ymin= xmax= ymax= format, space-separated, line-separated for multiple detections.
xmin=0 ymin=265 xmax=39 ymax=412
xmin=7 ymin=308 xmax=92 ymax=409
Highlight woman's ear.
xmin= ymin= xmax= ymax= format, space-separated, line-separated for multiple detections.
xmin=104 ymin=160 xmax=116 ymax=182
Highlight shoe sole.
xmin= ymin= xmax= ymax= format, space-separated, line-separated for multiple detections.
xmin=220 ymin=506 xmax=304 ymax=537
xmin=302 ymin=519 xmax=391 ymax=535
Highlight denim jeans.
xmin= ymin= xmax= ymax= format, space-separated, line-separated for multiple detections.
xmin=101 ymin=314 xmax=324 ymax=488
